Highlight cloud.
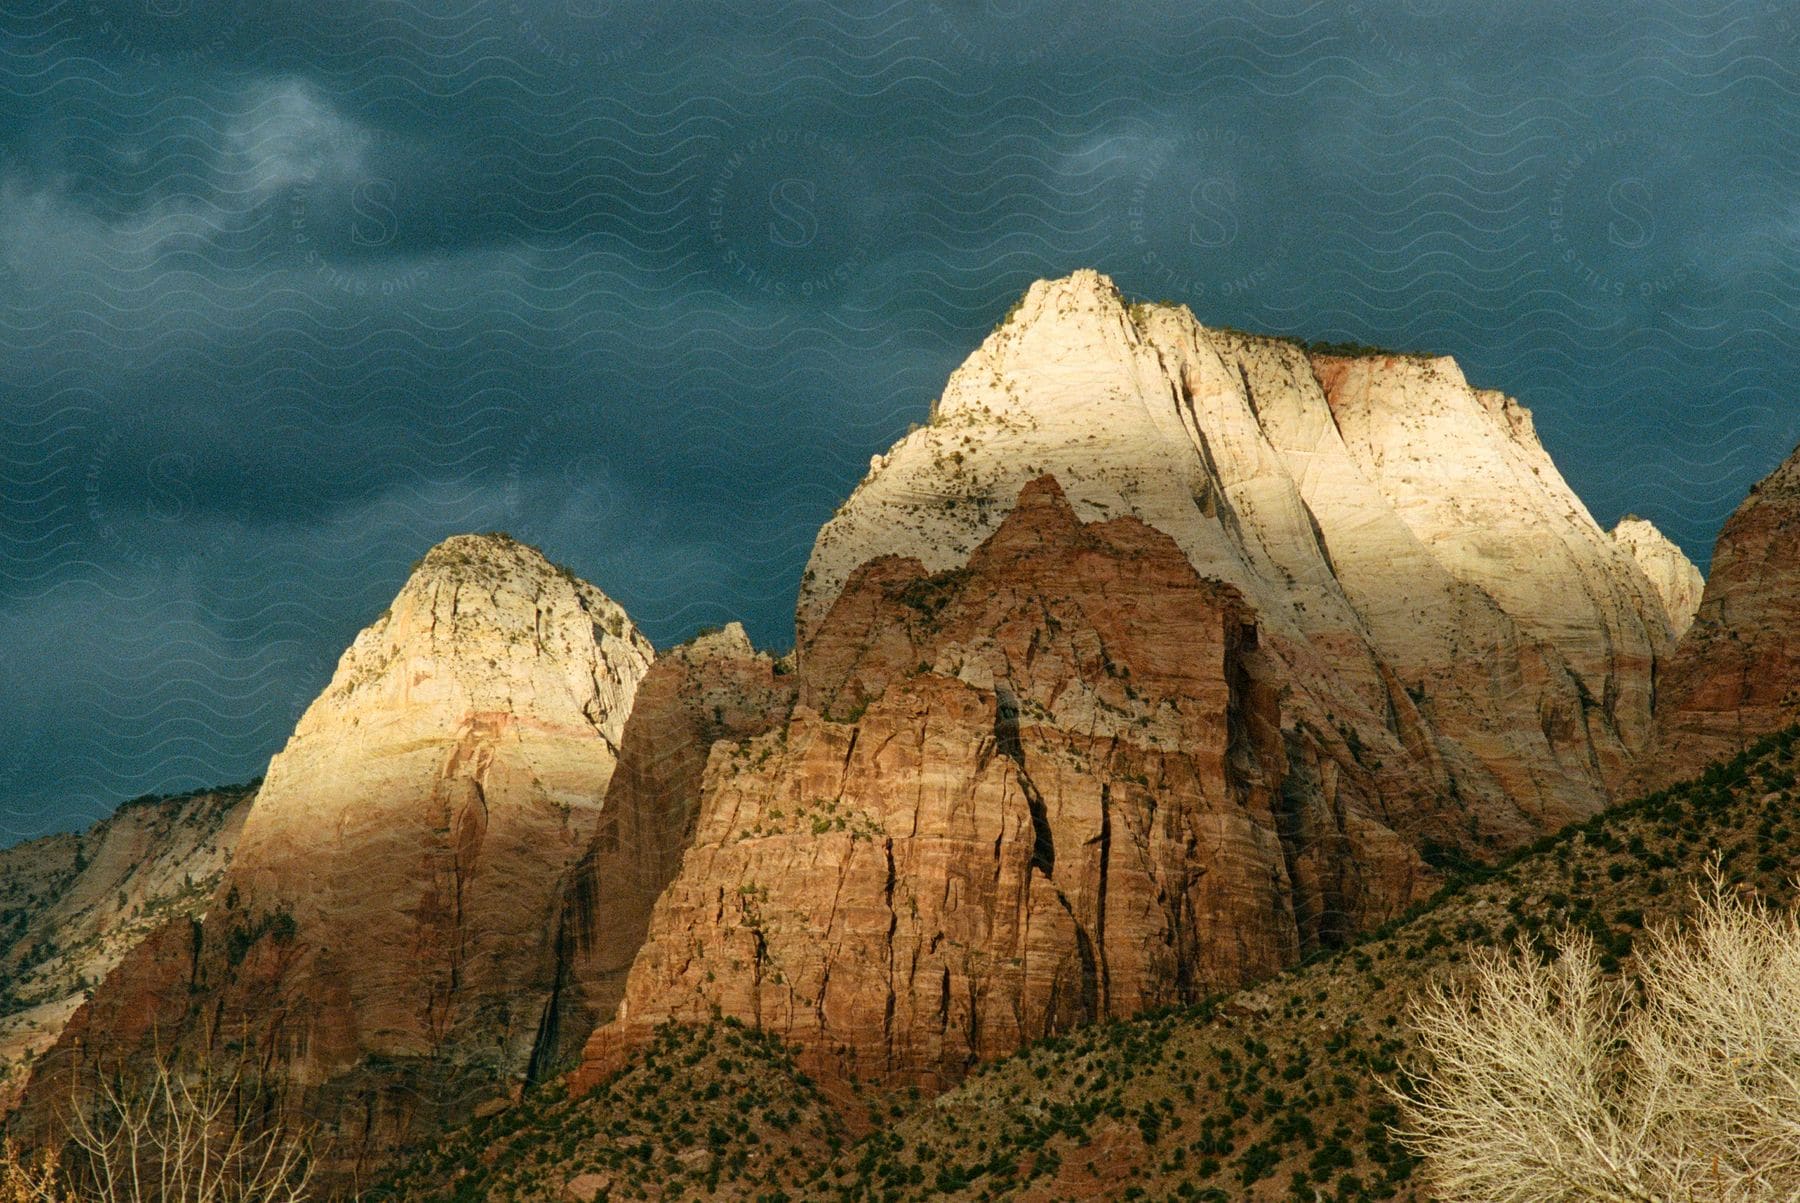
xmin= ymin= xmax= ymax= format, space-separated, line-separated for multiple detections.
xmin=2 ymin=0 xmax=1797 ymax=837
xmin=217 ymin=77 xmax=378 ymax=199
xmin=0 ymin=76 xmax=437 ymax=307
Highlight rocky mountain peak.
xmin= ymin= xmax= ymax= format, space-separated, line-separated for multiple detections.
xmin=802 ymin=271 xmax=1679 ymax=838
xmin=318 ymin=532 xmax=648 ymax=723
xmin=399 ymin=532 xmax=583 ymax=611
xmin=22 ymin=533 xmax=658 ymax=1179
xmin=1610 ymin=515 xmax=1704 ymax=635
xmin=417 ymin=528 xmax=534 ymax=570
xmin=683 ymin=620 xmax=757 ymax=662
xmin=1001 ymin=268 xmax=1128 ymax=333
xmin=980 ymin=471 xmax=1082 ymax=537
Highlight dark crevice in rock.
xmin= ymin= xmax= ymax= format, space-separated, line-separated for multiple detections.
xmin=883 ymin=837 xmax=897 ymax=1051
xmin=1053 ymin=890 xmax=1101 ymax=1026
xmin=524 ymin=905 xmax=571 ymax=1086
xmin=994 ymin=684 xmax=1054 ymax=877
xmin=1095 ymin=781 xmax=1111 ymax=1014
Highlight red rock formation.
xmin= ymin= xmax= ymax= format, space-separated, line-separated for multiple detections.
xmin=1647 ymin=445 xmax=1800 ymax=784
xmin=18 ymin=534 xmax=654 ymax=1184
xmin=574 ymin=478 xmax=1426 ymax=1095
xmin=541 ymin=624 xmax=794 ymax=1074
xmin=0 ymin=785 xmax=251 ymax=1113
xmin=22 ymin=919 xmax=202 ymax=1108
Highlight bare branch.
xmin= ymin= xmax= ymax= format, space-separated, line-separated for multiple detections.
xmin=1397 ymin=864 xmax=1800 ymax=1202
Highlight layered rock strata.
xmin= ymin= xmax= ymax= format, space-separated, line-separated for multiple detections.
xmin=539 ymin=623 xmax=794 ymax=1075
xmin=576 ymin=477 xmax=1424 ymax=1094
xmin=1646 ymin=446 xmax=1800 ymax=783
xmin=801 ymin=271 xmax=1680 ymax=842
xmin=21 ymin=534 xmax=653 ymax=1180
xmin=0 ymin=786 xmax=252 ymax=1111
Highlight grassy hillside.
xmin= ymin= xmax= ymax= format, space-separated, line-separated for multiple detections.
xmin=385 ymin=725 xmax=1800 ymax=1201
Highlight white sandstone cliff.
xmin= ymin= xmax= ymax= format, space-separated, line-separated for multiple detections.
xmin=1611 ymin=515 xmax=1704 ymax=635
xmin=800 ymin=269 xmax=1678 ymax=840
xmin=213 ymin=532 xmax=654 ymax=1082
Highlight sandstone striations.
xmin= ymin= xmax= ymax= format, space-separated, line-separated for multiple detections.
xmin=0 ymin=785 xmax=252 ymax=1111
xmin=1646 ymin=445 xmax=1800 ymax=784
xmin=20 ymin=534 xmax=653 ymax=1181
xmin=541 ymin=623 xmax=794 ymax=1075
xmin=801 ymin=271 xmax=1678 ymax=841
xmin=1611 ymin=515 xmax=1704 ymax=636
xmin=16 ymin=273 xmax=1756 ymax=1191
xmin=576 ymin=477 xmax=1425 ymax=1096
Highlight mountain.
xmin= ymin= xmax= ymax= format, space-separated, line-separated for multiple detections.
xmin=804 ymin=270 xmax=1681 ymax=850
xmin=538 ymin=621 xmax=795 ymax=1075
xmin=577 ymin=475 xmax=1425 ymax=1098
xmin=556 ymin=267 xmax=1705 ymax=1091
xmin=0 ymin=785 xmax=252 ymax=1110
xmin=16 ymin=272 xmax=1780 ymax=1197
xmin=382 ymin=724 xmax=1800 ymax=1202
xmin=1646 ymin=445 xmax=1800 ymax=785
xmin=17 ymin=534 xmax=654 ymax=1181
xmin=1610 ymin=515 xmax=1704 ymax=635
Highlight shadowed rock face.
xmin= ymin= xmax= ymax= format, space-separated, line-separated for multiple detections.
xmin=801 ymin=270 xmax=1683 ymax=845
xmin=1646 ymin=446 xmax=1800 ymax=785
xmin=537 ymin=623 xmax=795 ymax=1076
xmin=574 ymin=477 xmax=1425 ymax=1096
xmin=19 ymin=534 xmax=653 ymax=1184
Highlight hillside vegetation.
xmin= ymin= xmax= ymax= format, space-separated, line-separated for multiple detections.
xmin=385 ymin=726 xmax=1800 ymax=1202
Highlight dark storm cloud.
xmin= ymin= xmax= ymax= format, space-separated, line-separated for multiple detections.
xmin=1 ymin=0 xmax=1796 ymax=836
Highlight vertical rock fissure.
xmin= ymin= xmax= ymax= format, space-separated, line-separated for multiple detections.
xmin=1054 ymin=891 xmax=1101 ymax=1025
xmin=447 ymin=774 xmax=488 ymax=996
xmin=937 ymin=966 xmax=950 ymax=1034
xmin=882 ymin=837 xmax=897 ymax=1056
xmin=524 ymin=907 xmax=570 ymax=1086
xmin=1232 ymin=627 xmax=1311 ymax=951
xmin=1095 ymin=781 xmax=1111 ymax=1013
xmin=748 ymin=899 xmax=767 ymax=1032
xmin=994 ymin=685 xmax=1054 ymax=877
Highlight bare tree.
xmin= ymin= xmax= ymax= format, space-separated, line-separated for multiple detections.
xmin=55 ymin=1055 xmax=315 ymax=1203
xmin=0 ymin=1137 xmax=67 ymax=1203
xmin=1397 ymin=868 xmax=1800 ymax=1203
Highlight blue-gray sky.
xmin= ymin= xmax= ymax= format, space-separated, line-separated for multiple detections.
xmin=2 ymin=0 xmax=1796 ymax=839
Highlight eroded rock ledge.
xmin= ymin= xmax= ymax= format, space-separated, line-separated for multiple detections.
xmin=575 ymin=477 xmax=1423 ymax=1095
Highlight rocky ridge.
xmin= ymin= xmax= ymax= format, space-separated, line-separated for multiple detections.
xmin=802 ymin=270 xmax=1684 ymax=843
xmin=1646 ymin=444 xmax=1800 ymax=785
xmin=19 ymin=534 xmax=654 ymax=1183
xmin=1610 ymin=515 xmax=1704 ymax=635
xmin=576 ymin=477 xmax=1424 ymax=1097
xmin=383 ymin=725 xmax=1800 ymax=1203
xmin=0 ymin=785 xmax=252 ymax=1111
xmin=539 ymin=621 xmax=795 ymax=1075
